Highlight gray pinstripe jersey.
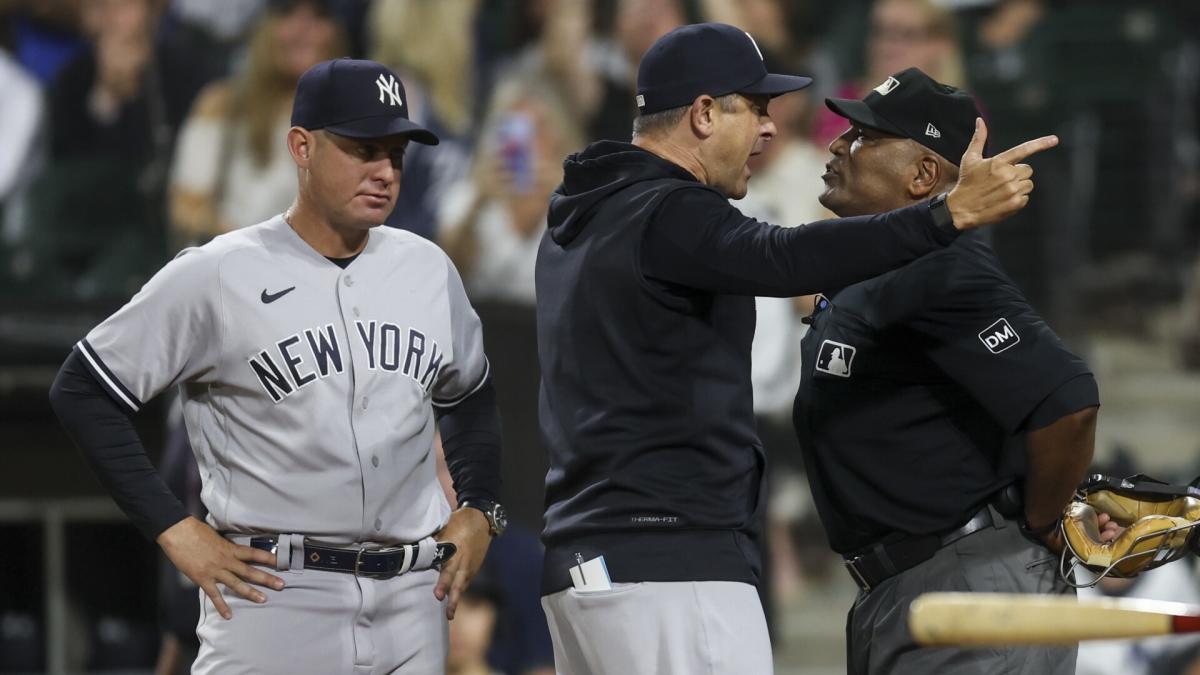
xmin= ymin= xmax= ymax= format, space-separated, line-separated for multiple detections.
xmin=78 ymin=215 xmax=490 ymax=545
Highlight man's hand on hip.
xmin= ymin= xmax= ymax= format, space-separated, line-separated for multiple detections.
xmin=156 ymin=516 xmax=285 ymax=620
xmin=433 ymin=506 xmax=494 ymax=620
xmin=946 ymin=118 xmax=1059 ymax=230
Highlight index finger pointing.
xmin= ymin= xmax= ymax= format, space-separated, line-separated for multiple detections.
xmin=994 ymin=134 xmax=1059 ymax=164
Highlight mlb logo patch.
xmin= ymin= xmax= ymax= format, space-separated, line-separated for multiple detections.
xmin=815 ymin=340 xmax=856 ymax=377
xmin=978 ymin=318 xmax=1020 ymax=354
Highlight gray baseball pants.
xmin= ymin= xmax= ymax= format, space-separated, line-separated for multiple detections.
xmin=541 ymin=580 xmax=773 ymax=675
xmin=192 ymin=537 xmax=446 ymax=675
xmin=846 ymin=508 xmax=1077 ymax=675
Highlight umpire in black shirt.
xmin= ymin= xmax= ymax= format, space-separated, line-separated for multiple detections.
xmin=536 ymin=24 xmax=1060 ymax=674
xmin=795 ymin=67 xmax=1108 ymax=674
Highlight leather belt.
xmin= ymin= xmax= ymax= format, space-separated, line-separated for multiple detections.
xmin=843 ymin=507 xmax=997 ymax=593
xmin=248 ymin=537 xmax=455 ymax=580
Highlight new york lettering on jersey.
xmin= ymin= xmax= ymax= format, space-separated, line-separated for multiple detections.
xmin=248 ymin=321 xmax=445 ymax=403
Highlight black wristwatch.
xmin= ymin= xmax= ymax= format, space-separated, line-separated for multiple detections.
xmin=929 ymin=190 xmax=957 ymax=236
xmin=460 ymin=499 xmax=508 ymax=537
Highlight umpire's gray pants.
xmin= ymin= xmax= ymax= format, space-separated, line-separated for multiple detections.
xmin=847 ymin=508 xmax=1076 ymax=675
xmin=541 ymin=580 xmax=772 ymax=674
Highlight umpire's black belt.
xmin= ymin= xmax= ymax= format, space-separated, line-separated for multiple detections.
xmin=247 ymin=536 xmax=453 ymax=580
xmin=842 ymin=507 xmax=997 ymax=593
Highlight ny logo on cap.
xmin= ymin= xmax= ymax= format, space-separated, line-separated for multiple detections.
xmin=925 ymin=123 xmax=942 ymax=138
xmin=376 ymin=74 xmax=403 ymax=107
xmin=873 ymin=76 xmax=900 ymax=96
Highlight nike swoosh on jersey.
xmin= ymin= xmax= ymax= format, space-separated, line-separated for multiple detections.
xmin=261 ymin=286 xmax=297 ymax=304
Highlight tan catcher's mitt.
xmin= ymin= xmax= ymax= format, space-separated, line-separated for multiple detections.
xmin=1060 ymin=473 xmax=1200 ymax=587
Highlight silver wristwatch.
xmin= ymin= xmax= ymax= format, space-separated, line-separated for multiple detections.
xmin=461 ymin=499 xmax=508 ymax=537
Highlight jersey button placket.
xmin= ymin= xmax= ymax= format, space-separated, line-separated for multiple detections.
xmin=336 ymin=271 xmax=371 ymax=538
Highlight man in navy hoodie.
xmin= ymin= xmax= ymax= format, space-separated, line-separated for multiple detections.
xmin=534 ymin=23 xmax=1058 ymax=674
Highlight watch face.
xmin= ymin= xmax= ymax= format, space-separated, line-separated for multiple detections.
xmin=492 ymin=504 xmax=508 ymax=534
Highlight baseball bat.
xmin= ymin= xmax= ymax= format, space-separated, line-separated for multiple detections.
xmin=909 ymin=593 xmax=1200 ymax=646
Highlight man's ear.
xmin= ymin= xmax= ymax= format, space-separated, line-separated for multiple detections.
xmin=287 ymin=127 xmax=315 ymax=168
xmin=909 ymin=153 xmax=942 ymax=200
xmin=689 ymin=95 xmax=717 ymax=140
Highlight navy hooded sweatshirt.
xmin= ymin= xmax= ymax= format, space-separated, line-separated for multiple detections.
xmin=535 ymin=141 xmax=960 ymax=594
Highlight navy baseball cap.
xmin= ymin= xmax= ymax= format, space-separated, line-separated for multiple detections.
xmin=636 ymin=23 xmax=813 ymax=115
xmin=825 ymin=67 xmax=979 ymax=165
xmin=291 ymin=58 xmax=439 ymax=145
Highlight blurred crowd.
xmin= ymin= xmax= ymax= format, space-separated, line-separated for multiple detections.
xmin=2 ymin=0 xmax=1200 ymax=673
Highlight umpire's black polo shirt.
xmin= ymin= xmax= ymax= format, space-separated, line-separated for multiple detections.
xmin=793 ymin=231 xmax=1098 ymax=556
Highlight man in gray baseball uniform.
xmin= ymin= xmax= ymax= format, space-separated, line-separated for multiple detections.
xmin=49 ymin=58 xmax=507 ymax=674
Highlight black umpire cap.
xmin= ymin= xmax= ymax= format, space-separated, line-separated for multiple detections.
xmin=826 ymin=67 xmax=980 ymax=165
xmin=635 ymin=23 xmax=813 ymax=115
xmin=291 ymin=58 xmax=439 ymax=145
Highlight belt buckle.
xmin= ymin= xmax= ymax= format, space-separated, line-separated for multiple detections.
xmin=355 ymin=546 xmax=403 ymax=580
xmin=353 ymin=547 xmax=366 ymax=577
xmin=844 ymin=556 xmax=873 ymax=593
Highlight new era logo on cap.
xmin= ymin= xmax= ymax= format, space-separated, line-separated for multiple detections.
xmin=925 ymin=123 xmax=941 ymax=138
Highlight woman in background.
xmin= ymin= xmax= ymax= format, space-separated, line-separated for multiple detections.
xmin=811 ymin=0 xmax=964 ymax=148
xmin=437 ymin=76 xmax=583 ymax=305
xmin=167 ymin=0 xmax=344 ymax=247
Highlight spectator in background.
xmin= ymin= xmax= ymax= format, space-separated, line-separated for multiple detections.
xmin=49 ymin=0 xmax=206 ymax=162
xmin=447 ymin=568 xmax=506 ymax=675
xmin=165 ymin=0 xmax=269 ymax=79
xmin=167 ymin=0 xmax=345 ymax=247
xmin=0 ymin=46 xmax=43 ymax=205
xmin=811 ymin=0 xmax=964 ymax=148
xmin=438 ymin=77 xmax=583 ymax=305
xmin=507 ymin=0 xmax=656 ymax=143
xmin=0 ymin=40 xmax=46 ymax=296
xmin=614 ymin=0 xmax=687 ymax=79
xmin=2 ymin=0 xmax=87 ymax=86
xmin=22 ymin=0 xmax=212 ymax=298
xmin=369 ymin=0 xmax=478 ymax=240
